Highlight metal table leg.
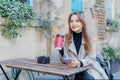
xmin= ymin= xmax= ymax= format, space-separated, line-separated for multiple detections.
xmin=63 ymin=76 xmax=69 ymax=80
xmin=0 ymin=65 xmax=9 ymax=80
xmin=14 ymin=69 xmax=22 ymax=80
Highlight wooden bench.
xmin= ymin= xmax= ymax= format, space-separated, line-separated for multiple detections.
xmin=0 ymin=58 xmax=92 ymax=80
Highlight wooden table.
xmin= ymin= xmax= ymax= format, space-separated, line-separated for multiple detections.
xmin=0 ymin=58 xmax=92 ymax=80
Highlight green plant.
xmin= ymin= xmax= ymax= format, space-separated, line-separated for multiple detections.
xmin=93 ymin=0 xmax=103 ymax=12
xmin=93 ymin=4 xmax=99 ymax=12
xmin=0 ymin=0 xmax=35 ymax=38
xmin=109 ymin=20 xmax=120 ymax=32
xmin=101 ymin=46 xmax=120 ymax=61
xmin=116 ymin=48 xmax=120 ymax=59
xmin=37 ymin=0 xmax=63 ymax=38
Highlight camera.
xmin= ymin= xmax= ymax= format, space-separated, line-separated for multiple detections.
xmin=36 ymin=56 xmax=50 ymax=64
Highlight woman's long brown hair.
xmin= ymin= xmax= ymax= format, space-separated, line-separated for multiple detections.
xmin=65 ymin=12 xmax=92 ymax=55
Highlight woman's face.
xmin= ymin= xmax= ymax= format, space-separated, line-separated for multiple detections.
xmin=70 ymin=14 xmax=83 ymax=33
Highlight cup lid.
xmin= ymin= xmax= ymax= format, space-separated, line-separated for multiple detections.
xmin=56 ymin=34 xmax=64 ymax=37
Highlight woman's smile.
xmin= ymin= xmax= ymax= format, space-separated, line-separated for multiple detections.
xmin=72 ymin=25 xmax=78 ymax=29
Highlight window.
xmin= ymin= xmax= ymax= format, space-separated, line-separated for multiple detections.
xmin=26 ymin=0 xmax=30 ymax=5
xmin=12 ymin=0 xmax=30 ymax=5
xmin=106 ymin=0 xmax=114 ymax=20
xmin=71 ymin=0 xmax=83 ymax=12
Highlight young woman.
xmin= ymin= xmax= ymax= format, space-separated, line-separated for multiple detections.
xmin=58 ymin=12 xmax=109 ymax=80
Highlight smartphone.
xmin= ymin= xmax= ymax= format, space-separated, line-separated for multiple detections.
xmin=64 ymin=58 xmax=72 ymax=63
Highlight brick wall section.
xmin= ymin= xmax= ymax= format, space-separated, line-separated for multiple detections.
xmin=97 ymin=0 xmax=106 ymax=40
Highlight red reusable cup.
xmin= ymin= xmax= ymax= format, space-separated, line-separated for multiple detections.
xmin=55 ymin=34 xmax=64 ymax=50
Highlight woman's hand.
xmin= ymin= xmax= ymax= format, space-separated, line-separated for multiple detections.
xmin=67 ymin=58 xmax=80 ymax=68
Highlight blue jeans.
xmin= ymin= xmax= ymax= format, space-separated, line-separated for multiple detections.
xmin=74 ymin=71 xmax=94 ymax=80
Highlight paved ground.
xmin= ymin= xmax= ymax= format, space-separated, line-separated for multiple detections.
xmin=35 ymin=71 xmax=120 ymax=80
xmin=113 ymin=71 xmax=120 ymax=79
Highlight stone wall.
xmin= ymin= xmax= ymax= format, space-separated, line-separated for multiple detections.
xmin=0 ymin=0 xmax=120 ymax=61
xmin=0 ymin=0 xmax=70 ymax=61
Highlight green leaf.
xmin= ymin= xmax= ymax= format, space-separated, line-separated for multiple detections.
xmin=0 ymin=0 xmax=35 ymax=39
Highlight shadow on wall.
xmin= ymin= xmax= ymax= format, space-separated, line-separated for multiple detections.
xmin=50 ymin=48 xmax=61 ymax=63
